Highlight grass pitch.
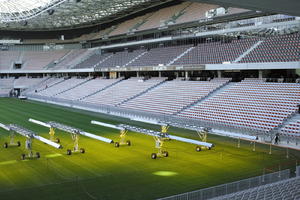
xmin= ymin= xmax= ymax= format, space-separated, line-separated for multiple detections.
xmin=0 ymin=98 xmax=299 ymax=200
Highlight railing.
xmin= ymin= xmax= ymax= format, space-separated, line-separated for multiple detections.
xmin=26 ymin=94 xmax=265 ymax=137
xmin=157 ymin=169 xmax=290 ymax=200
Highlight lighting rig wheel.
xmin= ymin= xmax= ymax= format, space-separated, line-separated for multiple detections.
xmin=115 ymin=142 xmax=120 ymax=148
xmin=36 ymin=152 xmax=40 ymax=158
xmin=21 ymin=154 xmax=26 ymax=160
xmin=126 ymin=140 xmax=131 ymax=146
xmin=196 ymin=146 xmax=201 ymax=152
xmin=208 ymin=147 xmax=211 ymax=150
xmin=56 ymin=138 xmax=60 ymax=143
xmin=80 ymin=148 xmax=85 ymax=153
xmin=163 ymin=151 xmax=169 ymax=157
xmin=151 ymin=153 xmax=157 ymax=159
xmin=17 ymin=141 xmax=21 ymax=147
xmin=67 ymin=149 xmax=72 ymax=155
xmin=3 ymin=142 xmax=8 ymax=148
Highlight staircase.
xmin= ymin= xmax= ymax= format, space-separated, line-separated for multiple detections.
xmin=94 ymin=54 xmax=114 ymax=68
xmin=167 ymin=46 xmax=195 ymax=66
xmin=38 ymin=78 xmax=67 ymax=93
xmin=79 ymin=78 xmax=124 ymax=100
xmin=234 ymin=41 xmax=264 ymax=63
xmin=278 ymin=113 xmax=300 ymax=130
xmin=175 ymin=82 xmax=237 ymax=115
xmin=123 ymin=51 xmax=148 ymax=68
xmin=71 ymin=49 xmax=99 ymax=69
xmin=117 ymin=79 xmax=167 ymax=106
xmin=54 ymin=78 xmax=93 ymax=96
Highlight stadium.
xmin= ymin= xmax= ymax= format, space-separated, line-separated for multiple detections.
xmin=0 ymin=0 xmax=300 ymax=199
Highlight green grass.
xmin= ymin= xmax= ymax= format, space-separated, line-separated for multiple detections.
xmin=0 ymin=98 xmax=299 ymax=200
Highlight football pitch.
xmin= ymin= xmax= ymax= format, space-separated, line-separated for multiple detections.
xmin=0 ymin=98 xmax=299 ymax=200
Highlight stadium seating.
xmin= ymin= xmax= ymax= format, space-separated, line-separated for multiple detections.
xmin=179 ymin=79 xmax=300 ymax=132
xmin=28 ymin=77 xmax=65 ymax=94
xmin=0 ymin=78 xmax=14 ymax=96
xmin=240 ymin=33 xmax=300 ymax=63
xmin=280 ymin=120 xmax=300 ymax=137
xmin=56 ymin=78 xmax=122 ymax=100
xmin=120 ymin=78 xmax=229 ymax=115
xmin=82 ymin=77 xmax=166 ymax=106
xmin=174 ymin=38 xmax=260 ymax=65
xmin=97 ymin=50 xmax=147 ymax=68
xmin=138 ymin=2 xmax=190 ymax=31
xmin=36 ymin=77 xmax=89 ymax=97
xmin=73 ymin=52 xmax=113 ymax=69
xmin=21 ymin=50 xmax=70 ymax=70
xmin=0 ymin=51 xmax=21 ymax=70
xmin=211 ymin=176 xmax=300 ymax=200
xmin=53 ymin=49 xmax=90 ymax=69
xmin=0 ymin=78 xmax=14 ymax=88
xmin=174 ymin=2 xmax=218 ymax=24
xmin=14 ymin=77 xmax=47 ymax=89
xmin=128 ymin=45 xmax=193 ymax=67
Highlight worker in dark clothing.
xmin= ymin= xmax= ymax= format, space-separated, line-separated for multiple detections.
xmin=274 ymin=133 xmax=280 ymax=144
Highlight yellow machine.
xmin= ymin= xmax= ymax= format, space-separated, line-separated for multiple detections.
xmin=195 ymin=128 xmax=211 ymax=151
xmin=49 ymin=127 xmax=60 ymax=143
xmin=114 ymin=129 xmax=131 ymax=147
xmin=151 ymin=135 xmax=168 ymax=159
xmin=3 ymin=129 xmax=21 ymax=148
xmin=67 ymin=130 xmax=85 ymax=155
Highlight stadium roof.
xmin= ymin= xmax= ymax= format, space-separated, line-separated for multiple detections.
xmin=0 ymin=0 xmax=171 ymax=30
xmin=0 ymin=0 xmax=299 ymax=31
xmin=191 ymin=0 xmax=300 ymax=17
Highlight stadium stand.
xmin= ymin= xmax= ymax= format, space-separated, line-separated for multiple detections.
xmin=28 ymin=77 xmax=65 ymax=93
xmin=174 ymin=2 xmax=218 ymax=24
xmin=56 ymin=78 xmax=122 ymax=100
xmin=179 ymin=79 xmax=300 ymax=132
xmin=36 ymin=77 xmax=90 ymax=97
xmin=138 ymin=2 xmax=191 ymax=31
xmin=14 ymin=77 xmax=47 ymax=89
xmin=240 ymin=33 xmax=300 ymax=63
xmin=210 ymin=176 xmax=300 ymax=200
xmin=73 ymin=52 xmax=113 ymax=69
xmin=120 ymin=78 xmax=229 ymax=115
xmin=128 ymin=45 xmax=193 ymax=67
xmin=280 ymin=120 xmax=300 ymax=137
xmin=109 ymin=13 xmax=153 ymax=36
xmin=97 ymin=50 xmax=147 ymax=68
xmin=82 ymin=77 xmax=166 ymax=106
xmin=0 ymin=78 xmax=14 ymax=96
xmin=53 ymin=49 xmax=90 ymax=69
xmin=21 ymin=50 xmax=70 ymax=70
xmin=0 ymin=51 xmax=21 ymax=70
xmin=173 ymin=38 xmax=260 ymax=65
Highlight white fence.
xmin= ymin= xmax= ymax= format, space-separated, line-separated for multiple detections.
xmin=157 ymin=169 xmax=290 ymax=200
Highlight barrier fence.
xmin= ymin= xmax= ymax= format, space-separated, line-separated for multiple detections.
xmin=26 ymin=94 xmax=265 ymax=136
xmin=157 ymin=169 xmax=290 ymax=200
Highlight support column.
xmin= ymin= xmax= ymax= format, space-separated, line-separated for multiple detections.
xmin=137 ymin=71 xmax=140 ymax=78
xmin=175 ymin=72 xmax=179 ymax=78
xmin=158 ymin=71 xmax=162 ymax=78
xmin=185 ymin=71 xmax=189 ymax=79
xmin=217 ymin=70 xmax=222 ymax=78
xmin=259 ymin=70 xmax=263 ymax=79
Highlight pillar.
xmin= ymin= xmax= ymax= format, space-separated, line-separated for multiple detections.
xmin=259 ymin=70 xmax=263 ymax=79
xmin=217 ymin=70 xmax=222 ymax=78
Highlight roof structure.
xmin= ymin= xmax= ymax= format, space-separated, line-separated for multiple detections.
xmin=0 ymin=0 xmax=170 ymax=30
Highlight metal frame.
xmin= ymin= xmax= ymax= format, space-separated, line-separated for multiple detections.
xmin=0 ymin=0 xmax=170 ymax=30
